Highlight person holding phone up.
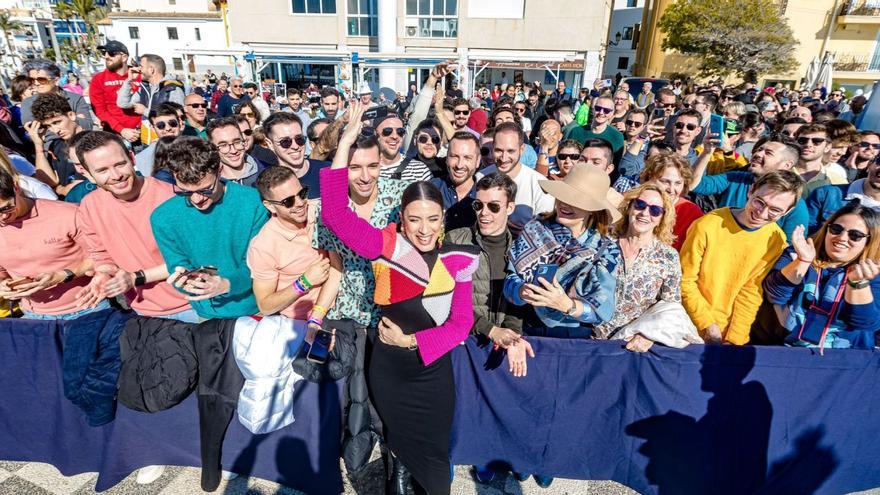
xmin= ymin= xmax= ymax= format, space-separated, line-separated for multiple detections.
xmin=319 ymin=101 xmax=479 ymax=495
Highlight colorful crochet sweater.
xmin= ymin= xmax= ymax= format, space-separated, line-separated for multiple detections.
xmin=319 ymin=167 xmax=480 ymax=365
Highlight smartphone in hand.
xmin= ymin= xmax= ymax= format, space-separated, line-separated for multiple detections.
xmin=307 ymin=328 xmax=334 ymax=364
xmin=532 ymin=264 xmax=559 ymax=285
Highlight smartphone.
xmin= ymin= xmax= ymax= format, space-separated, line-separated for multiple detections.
xmin=308 ymin=95 xmax=321 ymax=105
xmin=362 ymin=106 xmax=389 ymax=122
xmin=651 ymin=106 xmax=668 ymax=126
xmin=709 ymin=114 xmax=724 ymax=140
xmin=182 ymin=266 xmax=218 ymax=279
xmin=532 ymin=263 xmax=558 ymax=285
xmin=7 ymin=277 xmax=34 ymax=289
xmin=307 ymin=328 xmax=333 ymax=364
xmin=602 ymin=79 xmax=613 ymax=88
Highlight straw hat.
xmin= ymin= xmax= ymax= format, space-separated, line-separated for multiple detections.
xmin=538 ymin=164 xmax=622 ymax=223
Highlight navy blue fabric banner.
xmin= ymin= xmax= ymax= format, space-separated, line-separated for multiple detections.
xmin=0 ymin=318 xmax=344 ymax=494
xmin=450 ymin=337 xmax=880 ymax=495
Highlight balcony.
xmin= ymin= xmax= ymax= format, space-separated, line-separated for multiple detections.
xmin=839 ymin=0 xmax=880 ymax=24
xmin=832 ymin=52 xmax=880 ymax=79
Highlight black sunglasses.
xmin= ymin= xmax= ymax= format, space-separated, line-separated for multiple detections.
xmin=797 ymin=137 xmax=828 ymax=146
xmin=453 ymin=110 xmax=470 ymax=116
xmin=173 ymin=176 xmax=220 ymax=199
xmin=418 ymin=134 xmax=440 ymax=145
xmin=265 ymin=187 xmax=310 ymax=208
xmin=557 ymin=153 xmax=580 ymax=161
xmin=278 ymin=134 xmax=307 ymax=149
xmin=472 ymin=200 xmax=502 ymax=214
xmin=675 ymin=122 xmax=698 ymax=131
xmin=859 ymin=141 xmax=880 ymax=150
xmin=154 ymin=119 xmax=179 ymax=130
xmin=660 ymin=102 xmax=677 ymax=108
xmin=101 ymin=50 xmax=123 ymax=57
xmin=593 ymin=106 xmax=613 ymax=115
xmin=633 ymin=198 xmax=665 ymax=217
xmin=380 ymin=127 xmax=406 ymax=137
xmin=28 ymin=76 xmax=53 ymax=85
xmin=625 ymin=119 xmax=644 ymax=128
xmin=187 ymin=103 xmax=208 ymax=109
xmin=241 ymin=128 xmax=254 ymax=137
xmin=828 ymin=223 xmax=869 ymax=242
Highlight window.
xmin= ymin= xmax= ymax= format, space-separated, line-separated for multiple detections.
xmin=195 ymin=27 xmax=201 ymax=40
xmin=128 ymin=26 xmax=139 ymax=39
xmin=169 ymin=0 xmax=176 ymax=4
xmin=167 ymin=27 xmax=178 ymax=40
xmin=347 ymin=0 xmax=377 ymax=36
xmin=292 ymin=0 xmax=336 ymax=14
xmin=405 ymin=0 xmax=457 ymax=38
xmin=626 ymin=0 xmax=636 ymax=6
xmin=617 ymin=57 xmax=630 ymax=70
xmin=173 ymin=57 xmax=183 ymax=71
xmin=622 ymin=26 xmax=633 ymax=41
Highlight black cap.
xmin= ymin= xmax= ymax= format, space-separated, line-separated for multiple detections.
xmin=97 ymin=40 xmax=128 ymax=55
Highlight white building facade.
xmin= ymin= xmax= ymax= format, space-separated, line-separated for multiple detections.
xmin=602 ymin=0 xmax=644 ymax=77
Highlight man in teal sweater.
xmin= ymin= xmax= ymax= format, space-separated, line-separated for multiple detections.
xmin=150 ymin=136 xmax=268 ymax=319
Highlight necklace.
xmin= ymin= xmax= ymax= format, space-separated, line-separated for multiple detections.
xmin=619 ymin=236 xmax=650 ymax=262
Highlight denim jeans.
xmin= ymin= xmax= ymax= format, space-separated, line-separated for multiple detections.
xmin=140 ymin=308 xmax=201 ymax=324
xmin=22 ymin=300 xmax=111 ymax=320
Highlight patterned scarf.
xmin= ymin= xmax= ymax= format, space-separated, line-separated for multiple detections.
xmin=508 ymin=219 xmax=608 ymax=290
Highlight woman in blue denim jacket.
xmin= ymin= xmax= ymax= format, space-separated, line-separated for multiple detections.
xmin=504 ymin=164 xmax=622 ymax=339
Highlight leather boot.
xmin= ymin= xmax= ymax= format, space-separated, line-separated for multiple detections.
xmin=384 ymin=452 xmax=410 ymax=495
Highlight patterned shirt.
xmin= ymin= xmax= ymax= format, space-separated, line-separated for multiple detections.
xmin=593 ymin=238 xmax=682 ymax=339
xmin=312 ymin=178 xmax=407 ymax=327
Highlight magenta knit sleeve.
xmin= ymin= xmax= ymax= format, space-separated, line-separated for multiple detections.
xmin=414 ymin=280 xmax=474 ymax=365
xmin=319 ymin=167 xmax=384 ymax=260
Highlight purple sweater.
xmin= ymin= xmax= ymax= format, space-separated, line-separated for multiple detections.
xmin=319 ymin=167 xmax=476 ymax=365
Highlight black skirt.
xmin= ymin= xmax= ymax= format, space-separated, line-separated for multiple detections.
xmin=368 ymin=336 xmax=454 ymax=495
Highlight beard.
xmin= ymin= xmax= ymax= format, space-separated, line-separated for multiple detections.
xmin=107 ymin=58 xmax=125 ymax=72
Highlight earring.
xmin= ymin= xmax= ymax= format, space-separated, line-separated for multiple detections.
xmin=437 ymin=224 xmax=445 ymax=246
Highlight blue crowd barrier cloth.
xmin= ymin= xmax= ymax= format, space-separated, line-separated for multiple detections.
xmin=0 ymin=318 xmax=344 ymax=494
xmin=450 ymin=337 xmax=880 ymax=495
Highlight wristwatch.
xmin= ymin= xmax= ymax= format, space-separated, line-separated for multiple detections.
xmin=62 ymin=269 xmax=75 ymax=283
xmin=565 ymin=298 xmax=578 ymax=316
xmin=134 ymin=270 xmax=147 ymax=287
xmin=848 ymin=279 xmax=870 ymax=289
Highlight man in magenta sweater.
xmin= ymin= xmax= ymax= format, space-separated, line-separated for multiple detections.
xmin=74 ymin=131 xmax=195 ymax=323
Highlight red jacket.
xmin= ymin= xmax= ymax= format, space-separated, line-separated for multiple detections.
xmin=89 ymin=69 xmax=141 ymax=133
xmin=210 ymin=90 xmax=226 ymax=113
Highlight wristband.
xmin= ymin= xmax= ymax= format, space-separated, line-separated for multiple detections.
xmin=311 ymin=304 xmax=329 ymax=317
xmin=307 ymin=317 xmax=323 ymax=327
xmin=407 ymin=335 xmax=418 ymax=350
xmin=134 ymin=270 xmax=147 ymax=287
xmin=292 ymin=278 xmax=308 ymax=295
xmin=298 ymin=274 xmax=313 ymax=290
xmin=848 ymin=279 xmax=870 ymax=289
xmin=62 ymin=269 xmax=75 ymax=283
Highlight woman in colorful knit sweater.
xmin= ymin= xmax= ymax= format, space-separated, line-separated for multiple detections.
xmin=763 ymin=203 xmax=880 ymax=351
xmin=319 ymin=103 xmax=479 ymax=495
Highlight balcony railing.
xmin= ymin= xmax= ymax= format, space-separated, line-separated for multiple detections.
xmin=840 ymin=0 xmax=880 ymax=16
xmin=832 ymin=52 xmax=880 ymax=72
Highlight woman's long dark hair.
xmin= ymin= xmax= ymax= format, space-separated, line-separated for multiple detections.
xmin=400 ymin=181 xmax=443 ymax=213
xmin=813 ymin=202 xmax=880 ymax=268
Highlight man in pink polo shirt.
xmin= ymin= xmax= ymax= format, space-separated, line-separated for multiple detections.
xmin=247 ymin=166 xmax=341 ymax=324
xmin=0 ymin=169 xmax=104 ymax=319
xmin=74 ymin=131 xmax=196 ymax=323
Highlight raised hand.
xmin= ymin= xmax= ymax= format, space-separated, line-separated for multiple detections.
xmin=790 ymin=225 xmax=816 ymax=264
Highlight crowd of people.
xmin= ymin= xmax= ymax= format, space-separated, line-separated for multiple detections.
xmin=0 ymin=38 xmax=879 ymax=494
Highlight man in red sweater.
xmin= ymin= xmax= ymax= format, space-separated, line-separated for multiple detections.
xmin=90 ymin=41 xmax=140 ymax=143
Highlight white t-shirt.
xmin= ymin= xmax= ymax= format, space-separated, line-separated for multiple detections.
xmin=18 ymin=175 xmax=58 ymax=200
xmin=482 ymin=163 xmax=555 ymax=230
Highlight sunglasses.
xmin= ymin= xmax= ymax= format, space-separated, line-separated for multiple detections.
xmin=154 ymin=119 xmax=179 ymax=130
xmin=674 ymin=122 xmax=698 ymax=131
xmin=797 ymin=137 xmax=828 ymax=146
xmin=239 ymin=111 xmax=255 ymax=117
xmin=380 ymin=127 xmax=406 ymax=137
xmin=454 ymin=110 xmax=470 ymax=116
xmin=859 ymin=141 xmax=880 ymax=150
xmin=241 ymin=128 xmax=254 ymax=137
xmin=101 ymin=51 xmax=123 ymax=57
xmin=278 ymin=134 xmax=307 ymax=149
xmin=660 ymin=102 xmax=678 ymax=108
xmin=418 ymin=134 xmax=440 ymax=145
xmin=480 ymin=146 xmax=491 ymax=156
xmin=232 ymin=84 xmax=242 ymax=88
xmin=187 ymin=103 xmax=208 ymax=109
xmin=557 ymin=153 xmax=580 ymax=161
xmin=625 ymin=120 xmax=644 ymax=128
xmin=828 ymin=223 xmax=870 ymax=242
xmin=632 ymin=198 xmax=665 ymax=217
xmin=28 ymin=77 xmax=53 ymax=85
xmin=0 ymin=198 xmax=15 ymax=214
xmin=471 ymin=200 xmax=502 ymax=214
xmin=173 ymin=176 xmax=219 ymax=198
xmin=265 ymin=187 xmax=310 ymax=208
xmin=593 ymin=106 xmax=613 ymax=115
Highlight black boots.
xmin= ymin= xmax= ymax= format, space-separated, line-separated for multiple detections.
xmin=385 ymin=452 xmax=411 ymax=495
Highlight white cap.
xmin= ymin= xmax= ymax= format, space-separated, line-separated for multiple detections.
xmin=357 ymin=83 xmax=372 ymax=95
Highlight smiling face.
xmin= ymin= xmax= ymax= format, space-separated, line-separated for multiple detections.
xmin=210 ymin=124 xmax=246 ymax=170
xmin=151 ymin=114 xmax=181 ymax=138
xmin=269 ymin=121 xmax=306 ymax=170
xmin=230 ymin=79 xmax=244 ymax=97
xmin=177 ymin=173 xmax=221 ymax=211
xmin=401 ymin=199 xmax=444 ymax=252
xmin=492 ymin=130 xmax=522 ymax=174
xmin=655 ymin=165 xmax=685 ymax=198
xmin=377 ymin=116 xmax=404 ymax=159
xmin=81 ymin=142 xmax=140 ymax=201
xmin=446 ymin=138 xmax=478 ymax=187
xmin=824 ymin=213 xmax=869 ymax=264
xmin=493 ymin=109 xmax=515 ymax=127
xmin=626 ymin=189 xmax=664 ymax=238
xmin=453 ymin=104 xmax=470 ymax=128
xmin=797 ymin=132 xmax=829 ymax=161
xmin=741 ymin=185 xmax=796 ymax=229
xmin=103 ymin=51 xmax=127 ymax=72
xmin=321 ymin=94 xmax=339 ymax=119
xmin=858 ymin=134 xmax=880 ymax=162
xmin=554 ymin=200 xmax=589 ymax=232
xmin=475 ymin=186 xmax=515 ymax=237
xmin=674 ymin=114 xmax=700 ymax=146
xmin=416 ymin=128 xmax=440 ymax=159
xmin=184 ymin=94 xmax=207 ymax=123
xmin=749 ymin=141 xmax=795 ymax=174
xmin=591 ymin=97 xmax=614 ymax=126
xmin=264 ymin=175 xmax=309 ymax=226
xmin=237 ymin=120 xmax=254 ymax=150
xmin=348 ymin=145 xmax=381 ymax=202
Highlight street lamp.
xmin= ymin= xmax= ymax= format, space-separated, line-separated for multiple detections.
xmin=608 ymin=31 xmax=622 ymax=47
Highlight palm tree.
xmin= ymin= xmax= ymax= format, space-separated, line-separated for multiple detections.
xmin=0 ymin=9 xmax=26 ymax=66
xmin=52 ymin=0 xmax=107 ymax=73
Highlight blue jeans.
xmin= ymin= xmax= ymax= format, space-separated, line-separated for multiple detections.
xmin=139 ymin=308 xmax=201 ymax=324
xmin=22 ymin=300 xmax=111 ymax=320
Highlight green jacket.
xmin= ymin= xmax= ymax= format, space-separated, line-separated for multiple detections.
xmin=446 ymin=226 xmax=523 ymax=337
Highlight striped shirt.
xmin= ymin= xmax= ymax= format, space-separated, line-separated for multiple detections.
xmin=379 ymin=157 xmax=433 ymax=184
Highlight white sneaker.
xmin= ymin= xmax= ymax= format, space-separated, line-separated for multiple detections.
xmin=135 ymin=465 xmax=165 ymax=484
xmin=221 ymin=470 xmax=239 ymax=481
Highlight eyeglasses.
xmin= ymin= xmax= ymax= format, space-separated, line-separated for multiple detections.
xmin=418 ymin=134 xmax=440 ymax=145
xmin=750 ymin=196 xmax=786 ymax=219
xmin=515 ymin=107 xmax=526 ymax=114
xmin=674 ymin=122 xmax=698 ymax=131
xmin=472 ymin=200 xmax=502 ymax=214
xmin=215 ymin=140 xmax=246 ymax=153
xmin=278 ymin=134 xmax=307 ymax=149
xmin=153 ymin=119 xmax=179 ymax=130
xmin=828 ymin=223 xmax=870 ymax=242
xmin=480 ymin=146 xmax=491 ymax=156
xmin=0 ymin=197 xmax=15 ymax=214
xmin=232 ymin=84 xmax=242 ymax=88
xmin=797 ymin=136 xmax=828 ymax=146
xmin=380 ymin=127 xmax=406 ymax=137
xmin=28 ymin=76 xmax=53 ymax=85
xmin=859 ymin=141 xmax=880 ymax=150
xmin=264 ymin=187 xmax=310 ymax=208
xmin=625 ymin=120 xmax=644 ymax=128
xmin=557 ymin=153 xmax=580 ymax=161
xmin=632 ymin=198 xmax=665 ymax=217
xmin=454 ymin=109 xmax=470 ymax=116
xmin=187 ymin=103 xmax=208 ymax=109
xmin=831 ymin=93 xmax=842 ymax=98
xmin=593 ymin=106 xmax=613 ymax=115
xmin=659 ymin=102 xmax=678 ymax=108
xmin=173 ymin=176 xmax=220 ymax=198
